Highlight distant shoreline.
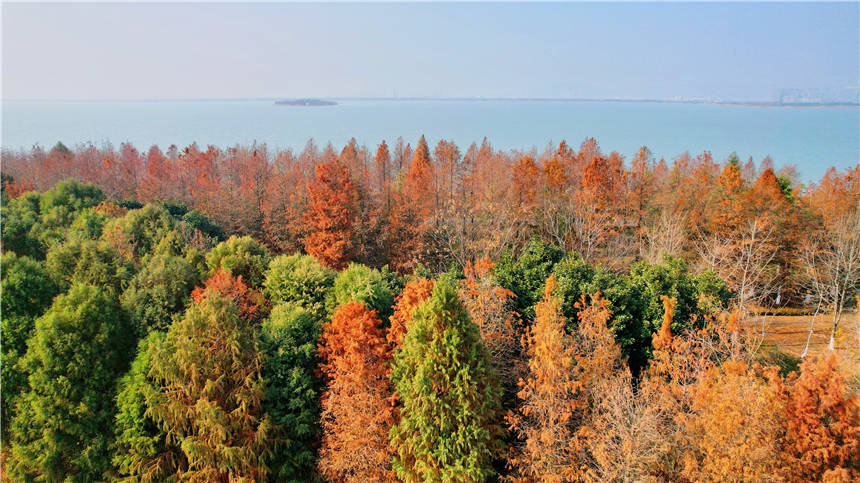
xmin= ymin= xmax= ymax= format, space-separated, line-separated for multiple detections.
xmin=275 ymin=98 xmax=337 ymax=107
xmin=331 ymin=97 xmax=860 ymax=109
xmin=5 ymin=97 xmax=858 ymax=109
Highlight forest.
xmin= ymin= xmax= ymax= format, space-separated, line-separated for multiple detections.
xmin=0 ymin=136 xmax=858 ymax=481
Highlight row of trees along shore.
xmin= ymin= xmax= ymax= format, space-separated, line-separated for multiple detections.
xmin=1 ymin=136 xmax=858 ymax=481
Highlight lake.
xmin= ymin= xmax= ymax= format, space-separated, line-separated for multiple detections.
xmin=1 ymin=99 xmax=857 ymax=181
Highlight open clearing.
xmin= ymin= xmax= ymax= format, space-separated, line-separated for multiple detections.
xmin=751 ymin=312 xmax=860 ymax=374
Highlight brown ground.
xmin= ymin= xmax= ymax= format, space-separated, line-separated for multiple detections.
xmin=748 ymin=311 xmax=860 ymax=374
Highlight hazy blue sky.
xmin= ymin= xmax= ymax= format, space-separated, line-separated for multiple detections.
xmin=3 ymin=2 xmax=858 ymax=101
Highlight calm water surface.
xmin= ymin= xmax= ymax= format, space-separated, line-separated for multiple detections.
xmin=2 ymin=99 xmax=857 ymax=181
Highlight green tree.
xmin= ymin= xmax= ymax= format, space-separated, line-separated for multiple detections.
xmin=206 ymin=235 xmax=272 ymax=288
xmin=38 ymin=178 xmax=104 ymax=213
xmin=112 ymin=332 xmax=186 ymax=482
xmin=264 ymin=253 xmax=335 ymax=319
xmin=260 ymin=304 xmax=323 ymax=481
xmin=494 ymin=239 xmax=565 ymax=320
xmin=102 ymin=203 xmax=176 ymax=261
xmin=8 ymin=284 xmax=134 ymax=481
xmin=68 ymin=207 xmax=111 ymax=241
xmin=551 ymin=254 xmax=731 ymax=373
xmin=181 ymin=208 xmax=225 ymax=241
xmin=145 ymin=290 xmax=275 ymax=481
xmin=1 ymin=192 xmax=43 ymax=258
xmin=45 ymin=238 xmax=134 ymax=293
xmin=327 ymin=263 xmax=398 ymax=321
xmin=120 ymin=253 xmax=201 ymax=337
xmin=390 ymin=280 xmax=503 ymax=481
xmin=0 ymin=253 xmax=59 ymax=438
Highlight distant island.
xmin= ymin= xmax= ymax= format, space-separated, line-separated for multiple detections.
xmin=275 ymin=98 xmax=337 ymax=106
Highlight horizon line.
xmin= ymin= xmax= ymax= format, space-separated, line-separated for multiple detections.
xmin=3 ymin=96 xmax=859 ymax=108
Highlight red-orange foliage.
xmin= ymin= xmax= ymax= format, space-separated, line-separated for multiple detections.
xmin=460 ymin=258 xmax=522 ymax=403
xmin=581 ymin=152 xmax=624 ymax=205
xmin=652 ymin=295 xmax=676 ymax=351
xmin=710 ymin=161 xmax=747 ymax=234
xmin=542 ymin=156 xmax=568 ymax=193
xmin=260 ymin=150 xmax=309 ymax=253
xmin=807 ymin=165 xmax=860 ymax=225
xmin=317 ymin=301 xmax=395 ymax=481
xmin=3 ymin=177 xmax=34 ymax=198
xmin=391 ymin=135 xmax=435 ymax=272
xmin=512 ymin=155 xmax=540 ymax=210
xmin=628 ymin=146 xmax=656 ymax=228
xmin=190 ymin=269 xmax=266 ymax=324
xmin=387 ymin=277 xmax=435 ymax=348
xmin=683 ymin=360 xmax=786 ymax=482
xmin=374 ymin=140 xmax=392 ymax=209
xmin=780 ymin=354 xmax=860 ymax=480
xmin=303 ymin=157 xmax=358 ymax=270
xmin=572 ymin=292 xmax=625 ymax=408
xmin=402 ymin=135 xmax=435 ymax=217
xmin=508 ymin=274 xmax=579 ymax=482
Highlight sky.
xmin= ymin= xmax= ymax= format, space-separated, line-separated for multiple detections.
xmin=2 ymin=2 xmax=858 ymax=101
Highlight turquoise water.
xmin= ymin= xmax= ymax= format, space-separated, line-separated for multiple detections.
xmin=2 ymin=99 xmax=857 ymax=181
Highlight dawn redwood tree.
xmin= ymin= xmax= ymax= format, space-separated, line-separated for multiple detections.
xmin=317 ymin=301 xmax=395 ymax=481
xmin=145 ymin=290 xmax=275 ymax=481
xmin=390 ymin=280 xmax=503 ymax=482
xmin=387 ymin=277 xmax=435 ymax=348
xmin=511 ymin=155 xmax=541 ymax=243
xmin=460 ymin=257 xmax=522 ymax=406
xmin=392 ymin=135 xmax=435 ymax=272
xmin=682 ymin=360 xmax=786 ymax=482
xmin=261 ymin=151 xmax=309 ymax=254
xmin=508 ymin=275 xmax=579 ymax=481
xmin=304 ymin=156 xmax=359 ymax=270
xmin=780 ymin=353 xmax=860 ymax=480
xmin=190 ymin=269 xmax=267 ymax=324
xmin=8 ymin=284 xmax=135 ymax=481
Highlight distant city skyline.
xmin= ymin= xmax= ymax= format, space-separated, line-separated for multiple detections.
xmin=3 ymin=2 xmax=858 ymax=101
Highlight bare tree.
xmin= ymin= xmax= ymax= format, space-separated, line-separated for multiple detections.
xmin=641 ymin=210 xmax=687 ymax=264
xmin=801 ymin=210 xmax=860 ymax=350
xmin=698 ymin=218 xmax=779 ymax=315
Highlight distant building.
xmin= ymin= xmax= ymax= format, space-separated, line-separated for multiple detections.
xmin=777 ymin=88 xmax=859 ymax=104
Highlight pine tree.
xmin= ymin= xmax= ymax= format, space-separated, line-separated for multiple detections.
xmin=0 ymin=252 xmax=59 ymax=438
xmin=145 ymin=290 xmax=275 ymax=481
xmin=205 ymin=235 xmax=272 ymax=289
xmin=8 ymin=283 xmax=134 ymax=481
xmin=390 ymin=280 xmax=503 ymax=482
xmin=112 ymin=332 xmax=186 ymax=482
xmin=261 ymin=303 xmax=324 ymax=481
xmin=263 ymin=253 xmax=334 ymax=319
